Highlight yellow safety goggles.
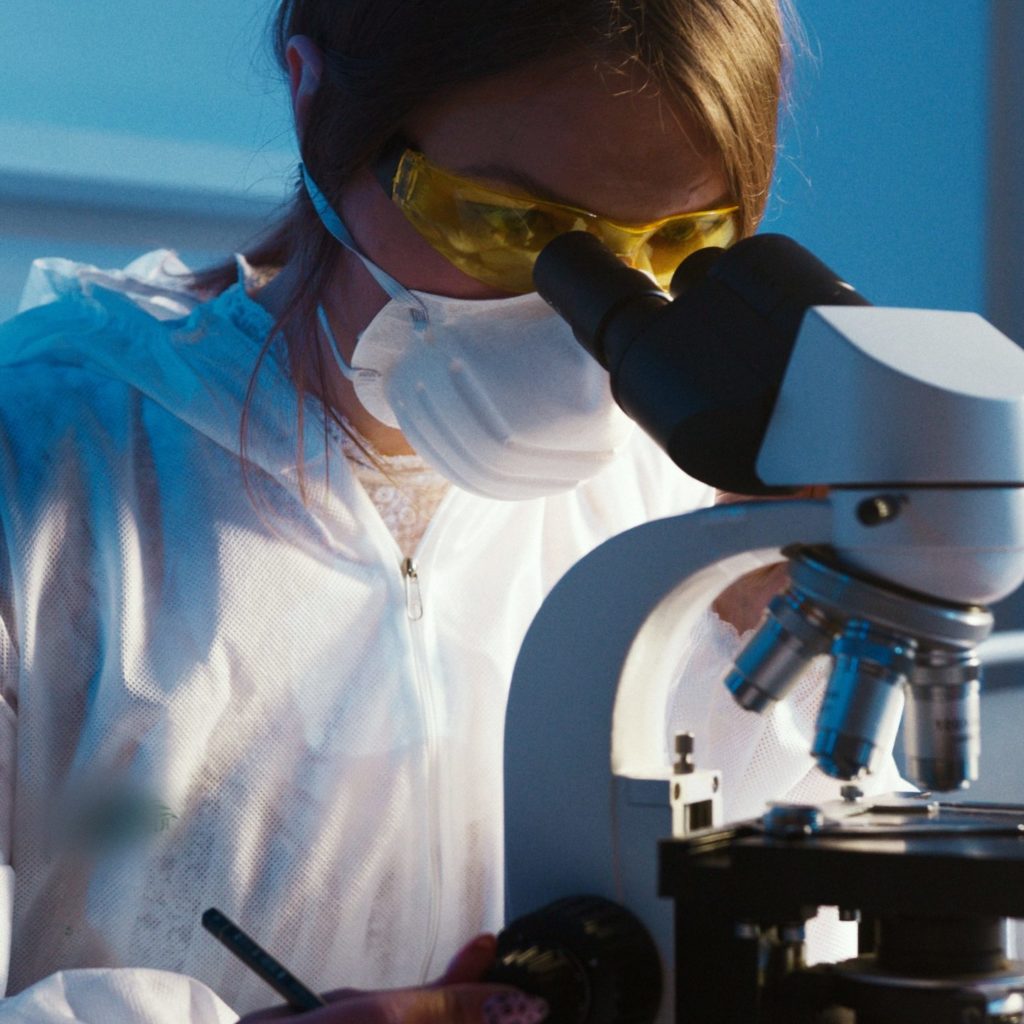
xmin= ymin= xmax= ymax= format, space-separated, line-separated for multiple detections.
xmin=375 ymin=139 xmax=740 ymax=294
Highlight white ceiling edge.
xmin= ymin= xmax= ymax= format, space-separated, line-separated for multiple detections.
xmin=0 ymin=119 xmax=296 ymax=217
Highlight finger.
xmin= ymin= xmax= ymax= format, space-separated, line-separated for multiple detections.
xmin=236 ymin=991 xmax=360 ymax=1024
xmin=238 ymin=989 xmax=374 ymax=1023
xmin=248 ymin=983 xmax=549 ymax=1024
xmin=379 ymin=984 xmax=549 ymax=1024
xmin=436 ymin=933 xmax=498 ymax=984
xmin=714 ymin=485 xmax=828 ymax=505
xmin=801 ymin=484 xmax=829 ymax=499
xmin=238 ymin=988 xmax=366 ymax=1021
xmin=318 ymin=987 xmax=367 ymax=1003
xmin=711 ymin=561 xmax=791 ymax=634
xmin=713 ymin=489 xmax=747 ymax=505
xmin=478 ymin=989 xmax=549 ymax=1024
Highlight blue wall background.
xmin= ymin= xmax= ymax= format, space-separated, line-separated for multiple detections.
xmin=766 ymin=0 xmax=989 ymax=314
xmin=0 ymin=0 xmax=292 ymax=317
xmin=1 ymin=0 xmax=290 ymax=156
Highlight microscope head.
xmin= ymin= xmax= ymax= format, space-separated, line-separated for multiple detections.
xmin=759 ymin=304 xmax=1024 ymax=602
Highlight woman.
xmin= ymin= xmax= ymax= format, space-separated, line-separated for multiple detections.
xmin=0 ymin=1 xmax=894 ymax=1020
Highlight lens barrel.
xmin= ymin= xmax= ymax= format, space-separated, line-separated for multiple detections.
xmin=812 ymin=622 xmax=915 ymax=780
xmin=725 ymin=589 xmax=838 ymax=711
xmin=903 ymin=649 xmax=982 ymax=791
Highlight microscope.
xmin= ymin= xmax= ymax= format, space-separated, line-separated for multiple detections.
xmin=490 ymin=233 xmax=1024 ymax=1023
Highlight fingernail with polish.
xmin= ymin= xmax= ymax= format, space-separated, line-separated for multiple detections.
xmin=483 ymin=991 xmax=549 ymax=1024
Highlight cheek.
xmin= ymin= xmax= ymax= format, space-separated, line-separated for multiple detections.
xmin=339 ymin=168 xmax=513 ymax=300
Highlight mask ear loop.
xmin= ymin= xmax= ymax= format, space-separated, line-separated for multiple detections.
xmin=301 ymin=164 xmax=429 ymax=326
xmin=303 ymin=166 xmax=452 ymax=509
xmin=315 ymin=304 xmax=382 ymax=385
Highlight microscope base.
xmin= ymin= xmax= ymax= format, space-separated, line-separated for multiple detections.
xmin=660 ymin=797 xmax=1024 ymax=1023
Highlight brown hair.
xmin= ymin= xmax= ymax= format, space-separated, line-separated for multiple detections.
xmin=191 ymin=0 xmax=792 ymax=499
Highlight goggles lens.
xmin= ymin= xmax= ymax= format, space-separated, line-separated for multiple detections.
xmin=384 ymin=148 xmax=739 ymax=294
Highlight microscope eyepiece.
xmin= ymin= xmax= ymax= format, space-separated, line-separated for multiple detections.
xmin=532 ymin=232 xmax=867 ymax=495
xmin=533 ymin=232 xmax=668 ymax=371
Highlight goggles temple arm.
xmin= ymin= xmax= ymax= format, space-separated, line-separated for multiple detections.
xmin=373 ymin=135 xmax=412 ymax=197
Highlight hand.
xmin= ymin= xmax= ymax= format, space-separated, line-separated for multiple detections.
xmin=710 ymin=487 xmax=828 ymax=635
xmin=238 ymin=935 xmax=548 ymax=1024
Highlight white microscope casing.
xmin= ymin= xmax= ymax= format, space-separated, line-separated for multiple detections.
xmin=758 ymin=305 xmax=1024 ymax=603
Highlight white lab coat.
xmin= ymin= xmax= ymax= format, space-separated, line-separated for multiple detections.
xmin=0 ymin=253 xmax=896 ymax=1022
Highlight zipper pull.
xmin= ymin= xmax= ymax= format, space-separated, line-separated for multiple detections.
xmin=402 ymin=557 xmax=424 ymax=621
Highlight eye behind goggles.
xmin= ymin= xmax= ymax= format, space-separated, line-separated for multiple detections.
xmin=374 ymin=136 xmax=740 ymax=294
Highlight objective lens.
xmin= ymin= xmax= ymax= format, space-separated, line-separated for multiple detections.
xmin=903 ymin=648 xmax=981 ymax=791
xmin=812 ymin=621 xmax=915 ymax=780
xmin=725 ymin=589 xmax=837 ymax=712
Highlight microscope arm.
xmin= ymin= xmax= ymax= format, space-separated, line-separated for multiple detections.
xmin=503 ymin=498 xmax=832 ymax=969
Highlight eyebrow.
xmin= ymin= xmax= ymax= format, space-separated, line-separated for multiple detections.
xmin=455 ymin=162 xmax=734 ymax=219
xmin=456 ymin=162 xmax=584 ymax=209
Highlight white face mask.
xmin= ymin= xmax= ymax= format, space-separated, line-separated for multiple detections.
xmin=303 ymin=166 xmax=635 ymax=501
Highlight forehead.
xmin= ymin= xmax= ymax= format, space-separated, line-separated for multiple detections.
xmin=404 ymin=55 xmax=728 ymax=222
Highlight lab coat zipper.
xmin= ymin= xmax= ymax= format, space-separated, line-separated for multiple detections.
xmin=347 ymin=472 xmax=463 ymax=981
xmin=402 ymin=555 xmax=444 ymax=980
xmin=402 ymin=558 xmax=424 ymax=620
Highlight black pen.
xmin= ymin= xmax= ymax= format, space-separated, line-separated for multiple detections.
xmin=202 ymin=907 xmax=327 ymax=1012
